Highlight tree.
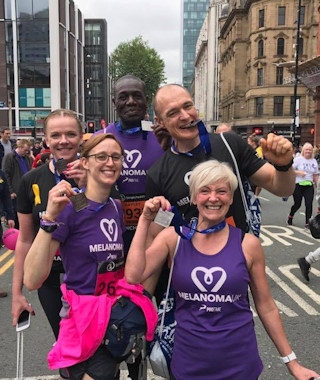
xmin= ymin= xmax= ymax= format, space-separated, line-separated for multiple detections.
xmin=109 ymin=36 xmax=166 ymax=104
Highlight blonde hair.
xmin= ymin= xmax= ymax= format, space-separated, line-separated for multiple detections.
xmin=189 ymin=160 xmax=238 ymax=203
xmin=301 ymin=142 xmax=313 ymax=158
xmin=43 ymin=109 xmax=83 ymax=135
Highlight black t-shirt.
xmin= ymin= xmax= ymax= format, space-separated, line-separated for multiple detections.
xmin=17 ymin=163 xmax=77 ymax=273
xmin=146 ymin=132 xmax=265 ymax=233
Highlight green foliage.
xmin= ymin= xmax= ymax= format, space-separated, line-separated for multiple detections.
xmin=109 ymin=36 xmax=166 ymax=104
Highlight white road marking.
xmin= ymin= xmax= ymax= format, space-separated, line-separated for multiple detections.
xmin=266 ymin=266 xmax=319 ymax=315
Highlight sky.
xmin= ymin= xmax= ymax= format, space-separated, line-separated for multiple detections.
xmin=75 ymin=0 xmax=182 ymax=84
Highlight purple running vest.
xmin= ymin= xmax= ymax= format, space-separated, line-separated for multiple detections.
xmin=171 ymin=225 xmax=263 ymax=380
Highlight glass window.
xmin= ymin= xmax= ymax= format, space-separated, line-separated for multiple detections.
xmin=16 ymin=0 xmax=33 ymax=19
xmin=257 ymin=68 xmax=263 ymax=86
xmin=258 ymin=40 xmax=264 ymax=57
xmin=276 ymin=67 xmax=283 ymax=85
xmin=278 ymin=7 xmax=286 ymax=25
xmin=298 ymin=37 xmax=304 ymax=56
xmin=255 ymin=97 xmax=264 ymax=116
xmin=16 ymin=0 xmax=48 ymax=19
xmin=277 ymin=38 xmax=285 ymax=55
xmin=258 ymin=9 xmax=264 ymax=28
xmin=274 ymin=96 xmax=284 ymax=116
xmin=33 ymin=0 xmax=49 ymax=18
xmin=4 ymin=0 xmax=12 ymax=19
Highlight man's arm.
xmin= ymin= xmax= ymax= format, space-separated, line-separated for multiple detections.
xmin=250 ymin=134 xmax=295 ymax=197
xmin=2 ymin=155 xmax=14 ymax=194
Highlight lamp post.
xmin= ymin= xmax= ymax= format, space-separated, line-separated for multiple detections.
xmin=292 ymin=0 xmax=302 ymax=145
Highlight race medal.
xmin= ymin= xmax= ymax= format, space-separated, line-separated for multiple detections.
xmin=71 ymin=192 xmax=89 ymax=212
xmin=94 ymin=258 xmax=125 ymax=296
xmin=55 ymin=158 xmax=68 ymax=174
xmin=154 ymin=208 xmax=174 ymax=227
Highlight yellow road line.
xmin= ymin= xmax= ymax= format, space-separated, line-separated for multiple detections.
xmin=0 ymin=249 xmax=13 ymax=263
xmin=0 ymin=257 xmax=14 ymax=275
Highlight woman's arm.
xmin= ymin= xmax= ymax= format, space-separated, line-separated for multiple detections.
xmin=23 ymin=229 xmax=59 ymax=290
xmin=23 ymin=180 xmax=76 ymax=290
xmin=243 ymin=234 xmax=319 ymax=379
xmin=11 ymin=213 xmax=35 ymax=326
xmin=125 ymin=196 xmax=174 ymax=285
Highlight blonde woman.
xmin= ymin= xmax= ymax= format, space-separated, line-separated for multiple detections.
xmin=287 ymin=142 xmax=318 ymax=228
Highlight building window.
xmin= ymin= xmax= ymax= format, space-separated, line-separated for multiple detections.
xmin=276 ymin=67 xmax=283 ymax=85
xmin=274 ymin=96 xmax=284 ymax=116
xmin=278 ymin=6 xmax=286 ymax=25
xmin=258 ymin=9 xmax=264 ymax=28
xmin=298 ymin=37 xmax=304 ymax=56
xmin=258 ymin=40 xmax=264 ymax=57
xmin=277 ymin=38 xmax=285 ymax=55
xmin=300 ymin=6 xmax=305 ymax=25
xmin=257 ymin=68 xmax=263 ymax=86
xmin=255 ymin=97 xmax=264 ymax=116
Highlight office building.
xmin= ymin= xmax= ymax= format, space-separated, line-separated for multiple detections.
xmin=0 ymin=0 xmax=85 ymax=137
xmin=195 ymin=0 xmax=227 ymax=130
xmin=84 ymin=19 xmax=109 ymax=131
xmin=182 ymin=0 xmax=210 ymax=90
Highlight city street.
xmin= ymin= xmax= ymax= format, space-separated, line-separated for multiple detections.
xmin=1 ymin=190 xmax=320 ymax=379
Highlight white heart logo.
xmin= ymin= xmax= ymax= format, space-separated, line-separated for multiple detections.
xmin=191 ymin=266 xmax=227 ymax=292
xmin=184 ymin=171 xmax=192 ymax=186
xmin=100 ymin=219 xmax=118 ymax=242
xmin=123 ymin=149 xmax=142 ymax=169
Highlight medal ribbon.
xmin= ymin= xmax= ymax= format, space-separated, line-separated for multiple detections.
xmin=171 ymin=120 xmax=211 ymax=156
xmin=170 ymin=206 xmax=226 ymax=240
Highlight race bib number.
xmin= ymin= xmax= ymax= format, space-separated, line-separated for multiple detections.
xmin=94 ymin=258 xmax=124 ymax=296
xmin=121 ymin=200 xmax=145 ymax=226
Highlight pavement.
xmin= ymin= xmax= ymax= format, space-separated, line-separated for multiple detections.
xmin=0 ymin=368 xmax=164 ymax=380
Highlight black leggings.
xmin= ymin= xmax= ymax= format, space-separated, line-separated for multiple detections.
xmin=289 ymin=183 xmax=314 ymax=224
xmin=37 ymin=270 xmax=63 ymax=340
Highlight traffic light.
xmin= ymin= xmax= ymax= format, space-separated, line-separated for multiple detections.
xmin=87 ymin=120 xmax=95 ymax=133
xmin=253 ymin=127 xmax=263 ymax=135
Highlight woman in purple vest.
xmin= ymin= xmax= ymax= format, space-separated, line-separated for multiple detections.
xmin=126 ymin=160 xmax=319 ymax=380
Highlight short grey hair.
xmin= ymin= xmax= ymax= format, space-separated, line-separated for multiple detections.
xmin=189 ymin=160 xmax=238 ymax=203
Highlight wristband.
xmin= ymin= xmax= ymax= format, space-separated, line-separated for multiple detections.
xmin=40 ymin=218 xmax=59 ymax=233
xmin=280 ymin=351 xmax=296 ymax=364
xmin=274 ymin=159 xmax=294 ymax=172
xmin=42 ymin=213 xmax=56 ymax=223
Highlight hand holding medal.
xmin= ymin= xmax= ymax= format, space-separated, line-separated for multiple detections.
xmin=143 ymin=197 xmax=172 ymax=224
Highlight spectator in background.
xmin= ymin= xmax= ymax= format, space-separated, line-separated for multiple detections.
xmin=287 ymin=142 xmax=318 ymax=229
xmin=215 ymin=123 xmax=232 ymax=133
xmin=32 ymin=140 xmax=42 ymax=157
xmin=33 ymin=152 xmax=51 ymax=168
xmin=0 ymin=128 xmax=13 ymax=167
xmin=0 ymin=168 xmax=15 ymax=298
xmin=32 ymin=140 xmax=51 ymax=168
xmin=2 ymin=139 xmax=33 ymax=228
